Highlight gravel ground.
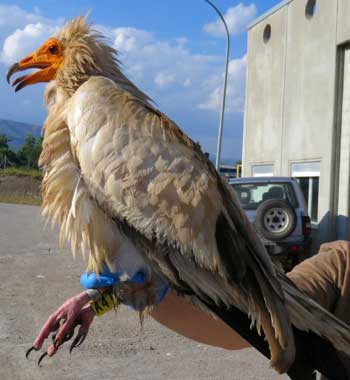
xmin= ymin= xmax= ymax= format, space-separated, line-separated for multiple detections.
xmin=0 ymin=203 xmax=288 ymax=380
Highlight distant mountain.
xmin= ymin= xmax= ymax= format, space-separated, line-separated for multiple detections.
xmin=0 ymin=119 xmax=41 ymax=150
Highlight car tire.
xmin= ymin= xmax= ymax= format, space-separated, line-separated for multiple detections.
xmin=255 ymin=199 xmax=297 ymax=241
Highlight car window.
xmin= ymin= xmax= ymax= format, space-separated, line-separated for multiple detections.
xmin=231 ymin=182 xmax=298 ymax=210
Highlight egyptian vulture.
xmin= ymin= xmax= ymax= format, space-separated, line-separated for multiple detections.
xmin=6 ymin=16 xmax=350 ymax=377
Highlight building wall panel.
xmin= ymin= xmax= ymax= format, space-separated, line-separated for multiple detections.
xmin=282 ymin=0 xmax=337 ymax=231
xmin=337 ymin=0 xmax=350 ymax=45
xmin=337 ymin=47 xmax=350 ymax=239
xmin=243 ymin=8 xmax=287 ymax=175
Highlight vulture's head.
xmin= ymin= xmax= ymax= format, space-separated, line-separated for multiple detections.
xmin=7 ymin=16 xmax=122 ymax=93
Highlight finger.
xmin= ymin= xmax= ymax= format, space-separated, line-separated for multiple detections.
xmin=47 ymin=328 xmax=75 ymax=357
xmin=33 ymin=313 xmax=60 ymax=349
xmin=32 ymin=292 xmax=88 ymax=349
xmin=26 ymin=320 xmax=62 ymax=359
xmin=54 ymin=318 xmax=79 ymax=346
xmin=69 ymin=306 xmax=94 ymax=353
xmin=80 ymin=305 xmax=95 ymax=326
xmin=47 ymin=342 xmax=59 ymax=357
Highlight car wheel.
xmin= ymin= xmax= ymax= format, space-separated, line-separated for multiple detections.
xmin=255 ymin=199 xmax=297 ymax=241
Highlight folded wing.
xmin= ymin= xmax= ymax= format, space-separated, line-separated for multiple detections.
xmin=65 ymin=76 xmax=348 ymax=372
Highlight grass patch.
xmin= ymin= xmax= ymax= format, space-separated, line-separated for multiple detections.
xmin=0 ymin=169 xmax=42 ymax=206
xmin=0 ymin=167 xmax=42 ymax=179
xmin=0 ymin=194 xmax=42 ymax=206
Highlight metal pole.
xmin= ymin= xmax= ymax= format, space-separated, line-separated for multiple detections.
xmin=204 ymin=0 xmax=230 ymax=171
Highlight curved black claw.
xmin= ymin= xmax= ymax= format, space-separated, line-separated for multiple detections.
xmin=37 ymin=352 xmax=48 ymax=366
xmin=69 ymin=333 xmax=86 ymax=354
xmin=52 ymin=330 xmax=75 ymax=349
xmin=25 ymin=346 xmax=38 ymax=359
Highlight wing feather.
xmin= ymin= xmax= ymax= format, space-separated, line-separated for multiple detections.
xmin=65 ymin=76 xmax=350 ymax=371
xmin=67 ymin=77 xmax=257 ymax=286
xmin=66 ymin=76 xmax=297 ymax=370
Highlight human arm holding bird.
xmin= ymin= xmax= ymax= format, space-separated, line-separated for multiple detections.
xmin=29 ymin=240 xmax=350 ymax=375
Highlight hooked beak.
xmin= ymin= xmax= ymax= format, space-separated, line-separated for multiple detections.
xmin=7 ymin=56 xmax=53 ymax=92
xmin=6 ymin=40 xmax=63 ymax=92
xmin=6 ymin=63 xmax=20 ymax=84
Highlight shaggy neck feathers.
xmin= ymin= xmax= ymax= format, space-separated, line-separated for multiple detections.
xmin=54 ymin=16 xmax=150 ymax=103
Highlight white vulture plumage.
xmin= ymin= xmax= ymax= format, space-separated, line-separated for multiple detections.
xmin=6 ymin=16 xmax=350 ymax=376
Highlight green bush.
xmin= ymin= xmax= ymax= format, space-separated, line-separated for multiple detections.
xmin=0 ymin=132 xmax=43 ymax=170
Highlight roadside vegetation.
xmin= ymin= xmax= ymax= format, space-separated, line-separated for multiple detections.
xmin=0 ymin=133 xmax=42 ymax=205
xmin=0 ymin=167 xmax=42 ymax=179
xmin=0 ymin=133 xmax=241 ymax=205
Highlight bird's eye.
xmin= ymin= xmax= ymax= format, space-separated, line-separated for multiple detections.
xmin=48 ymin=45 xmax=58 ymax=55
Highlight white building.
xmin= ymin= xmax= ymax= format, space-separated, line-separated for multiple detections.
xmin=242 ymin=0 xmax=350 ymax=248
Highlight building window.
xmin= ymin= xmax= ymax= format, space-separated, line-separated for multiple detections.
xmin=291 ymin=161 xmax=320 ymax=222
xmin=252 ymin=164 xmax=274 ymax=177
xmin=305 ymin=0 xmax=317 ymax=19
xmin=263 ymin=24 xmax=271 ymax=43
xmin=219 ymin=165 xmax=237 ymax=180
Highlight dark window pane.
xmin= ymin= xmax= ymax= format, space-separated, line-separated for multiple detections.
xmin=231 ymin=182 xmax=297 ymax=210
xmin=294 ymin=176 xmax=319 ymax=222
xmin=311 ymin=177 xmax=319 ymax=222
xmin=297 ymin=177 xmax=309 ymax=205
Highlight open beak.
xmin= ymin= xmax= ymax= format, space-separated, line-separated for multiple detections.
xmin=7 ymin=56 xmax=53 ymax=92
xmin=6 ymin=47 xmax=61 ymax=92
xmin=6 ymin=63 xmax=20 ymax=84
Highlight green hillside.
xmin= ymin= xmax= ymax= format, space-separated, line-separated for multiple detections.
xmin=0 ymin=119 xmax=41 ymax=150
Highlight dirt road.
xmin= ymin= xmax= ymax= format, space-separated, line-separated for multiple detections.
xmin=0 ymin=203 xmax=287 ymax=380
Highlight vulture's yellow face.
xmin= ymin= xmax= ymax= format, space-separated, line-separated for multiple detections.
xmin=7 ymin=38 xmax=64 ymax=92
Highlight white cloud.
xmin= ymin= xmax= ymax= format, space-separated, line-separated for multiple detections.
xmin=0 ymin=5 xmax=63 ymax=65
xmin=0 ymin=6 xmax=246 ymax=161
xmin=183 ymin=78 xmax=191 ymax=88
xmin=108 ymin=27 xmax=222 ymax=95
xmin=0 ymin=8 xmax=247 ymax=115
xmin=204 ymin=3 xmax=257 ymax=37
xmin=111 ymin=27 xmax=153 ymax=52
xmin=175 ymin=37 xmax=189 ymax=46
xmin=1 ymin=22 xmax=60 ymax=64
xmin=198 ymin=55 xmax=247 ymax=113
xmin=108 ymin=27 xmax=246 ymax=114
xmin=0 ymin=5 xmax=48 ymax=29
xmin=154 ymin=72 xmax=176 ymax=88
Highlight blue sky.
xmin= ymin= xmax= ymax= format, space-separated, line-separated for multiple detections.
xmin=0 ymin=0 xmax=280 ymax=163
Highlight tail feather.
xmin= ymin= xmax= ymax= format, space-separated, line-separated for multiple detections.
xmin=207 ymin=299 xmax=349 ymax=379
xmin=248 ymin=267 xmax=296 ymax=373
xmin=279 ymin=271 xmax=350 ymax=355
